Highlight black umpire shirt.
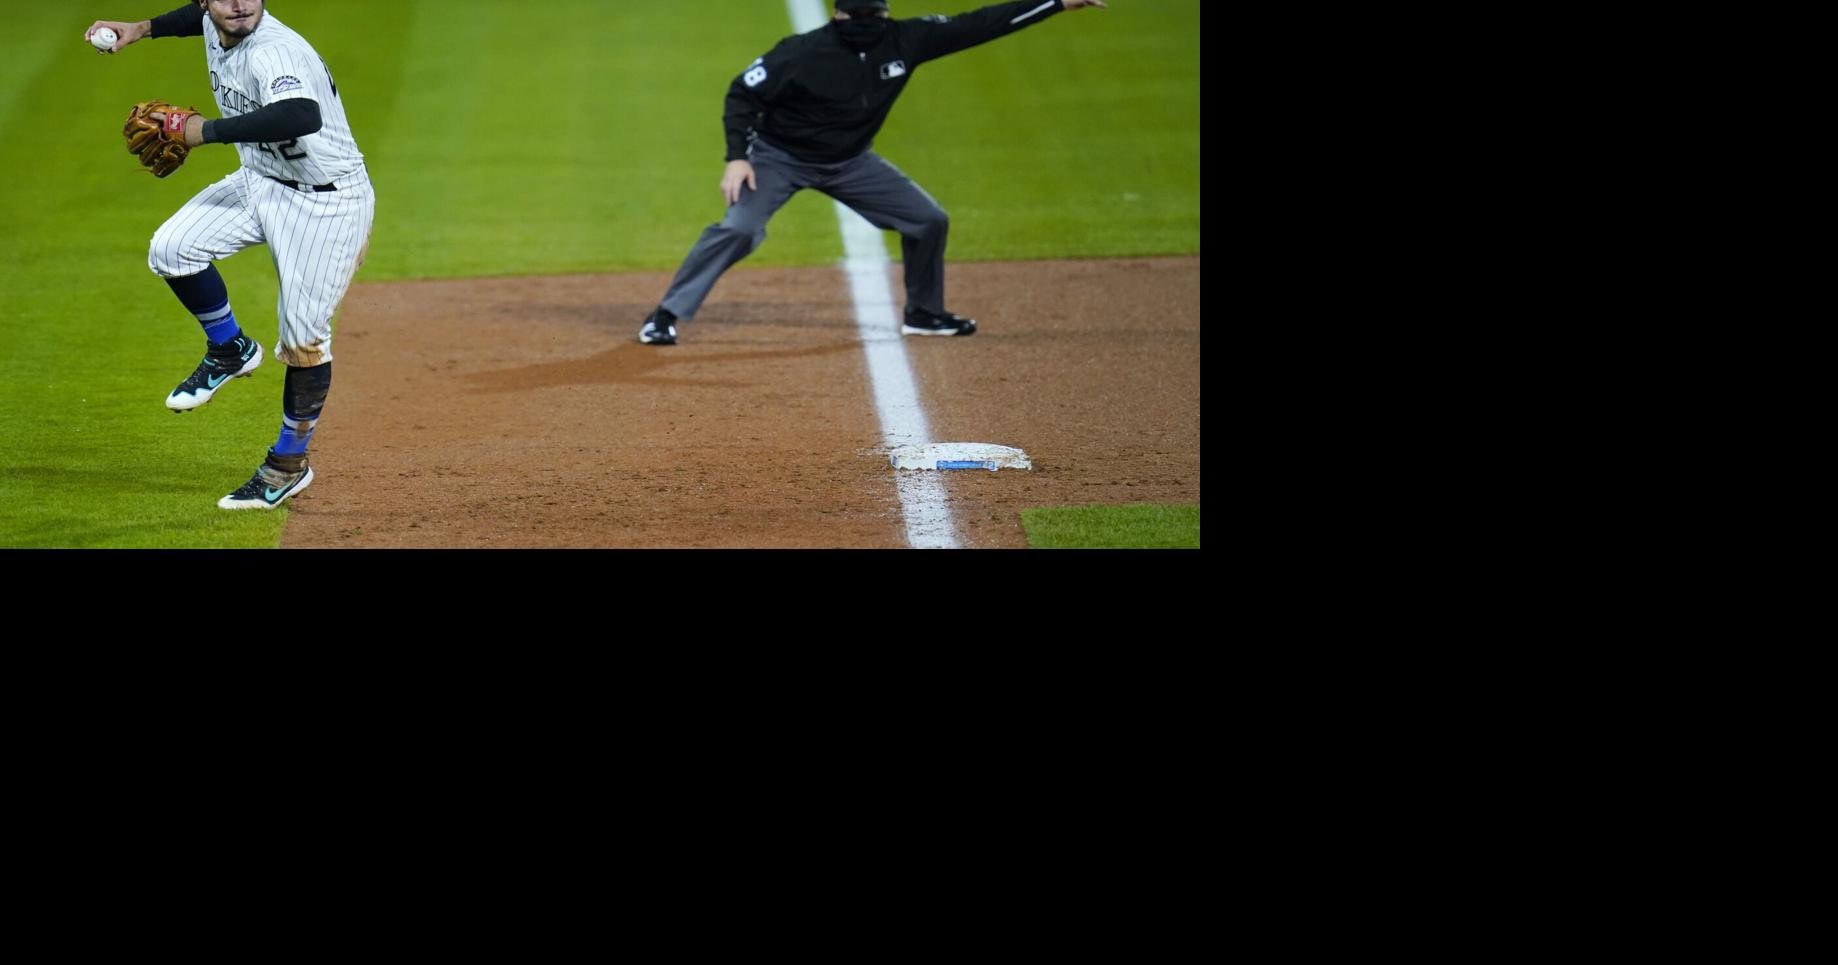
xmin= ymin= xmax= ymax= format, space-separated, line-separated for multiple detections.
xmin=724 ymin=0 xmax=1067 ymax=164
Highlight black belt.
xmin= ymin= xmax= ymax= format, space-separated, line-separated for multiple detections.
xmin=268 ymin=176 xmax=337 ymax=193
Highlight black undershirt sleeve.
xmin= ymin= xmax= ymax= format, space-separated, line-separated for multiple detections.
xmin=202 ymin=99 xmax=322 ymax=144
xmin=148 ymin=4 xmax=205 ymax=38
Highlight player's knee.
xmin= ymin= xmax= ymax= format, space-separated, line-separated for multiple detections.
xmin=275 ymin=334 xmax=332 ymax=369
xmin=147 ymin=232 xmax=178 ymax=277
xmin=147 ymin=229 xmax=199 ymax=278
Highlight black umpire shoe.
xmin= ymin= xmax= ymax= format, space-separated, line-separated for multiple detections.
xmin=639 ymin=308 xmax=678 ymax=346
xmin=167 ymin=335 xmax=263 ymax=412
xmin=902 ymin=306 xmax=977 ymax=337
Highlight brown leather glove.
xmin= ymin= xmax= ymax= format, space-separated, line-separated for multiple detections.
xmin=124 ymin=100 xmax=198 ymax=179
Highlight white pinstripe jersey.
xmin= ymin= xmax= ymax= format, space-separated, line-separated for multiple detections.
xmin=204 ymin=12 xmax=363 ymax=184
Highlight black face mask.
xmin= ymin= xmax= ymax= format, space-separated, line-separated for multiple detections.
xmin=836 ymin=18 xmax=889 ymax=51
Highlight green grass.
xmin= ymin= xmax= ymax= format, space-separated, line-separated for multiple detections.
xmin=1021 ymin=504 xmax=1200 ymax=549
xmin=880 ymin=0 xmax=1202 ymax=261
xmin=0 ymin=0 xmax=1199 ymax=547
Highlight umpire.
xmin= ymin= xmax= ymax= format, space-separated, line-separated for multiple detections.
xmin=638 ymin=0 xmax=1109 ymax=345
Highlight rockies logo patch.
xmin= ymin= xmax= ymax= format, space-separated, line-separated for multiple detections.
xmin=271 ymin=75 xmax=304 ymax=95
xmin=880 ymin=60 xmax=907 ymax=80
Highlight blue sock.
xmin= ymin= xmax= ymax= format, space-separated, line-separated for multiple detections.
xmin=274 ymin=415 xmax=314 ymax=457
xmin=164 ymin=265 xmax=242 ymax=346
xmin=274 ymin=363 xmax=332 ymax=458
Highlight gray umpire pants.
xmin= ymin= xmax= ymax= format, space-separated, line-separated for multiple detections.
xmin=657 ymin=137 xmax=950 ymax=321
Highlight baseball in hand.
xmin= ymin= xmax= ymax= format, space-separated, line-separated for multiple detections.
xmin=91 ymin=27 xmax=119 ymax=51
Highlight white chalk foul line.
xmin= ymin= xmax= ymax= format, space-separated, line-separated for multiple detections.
xmin=785 ymin=0 xmax=960 ymax=550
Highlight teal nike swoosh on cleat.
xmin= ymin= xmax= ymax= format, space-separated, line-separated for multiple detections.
xmin=264 ymin=487 xmax=286 ymax=501
xmin=207 ymin=374 xmax=229 ymax=388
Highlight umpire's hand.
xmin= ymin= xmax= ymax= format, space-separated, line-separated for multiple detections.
xmin=722 ymin=161 xmax=757 ymax=206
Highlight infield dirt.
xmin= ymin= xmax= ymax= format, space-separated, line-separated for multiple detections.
xmin=280 ymin=257 xmax=1199 ymax=548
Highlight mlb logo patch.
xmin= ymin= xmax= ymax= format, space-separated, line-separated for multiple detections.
xmin=880 ymin=60 xmax=907 ymax=80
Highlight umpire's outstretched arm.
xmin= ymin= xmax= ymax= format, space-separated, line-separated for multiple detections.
xmin=906 ymin=0 xmax=1107 ymax=65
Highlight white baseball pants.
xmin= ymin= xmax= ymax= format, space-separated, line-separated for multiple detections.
xmin=149 ymin=167 xmax=375 ymax=367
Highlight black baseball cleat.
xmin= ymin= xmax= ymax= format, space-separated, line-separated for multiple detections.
xmin=639 ymin=308 xmax=678 ymax=346
xmin=218 ymin=459 xmax=313 ymax=511
xmin=902 ymin=306 xmax=977 ymax=337
xmin=167 ymin=335 xmax=262 ymax=412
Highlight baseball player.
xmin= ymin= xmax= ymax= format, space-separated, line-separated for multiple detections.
xmin=638 ymin=0 xmax=1108 ymax=346
xmin=85 ymin=0 xmax=374 ymax=510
